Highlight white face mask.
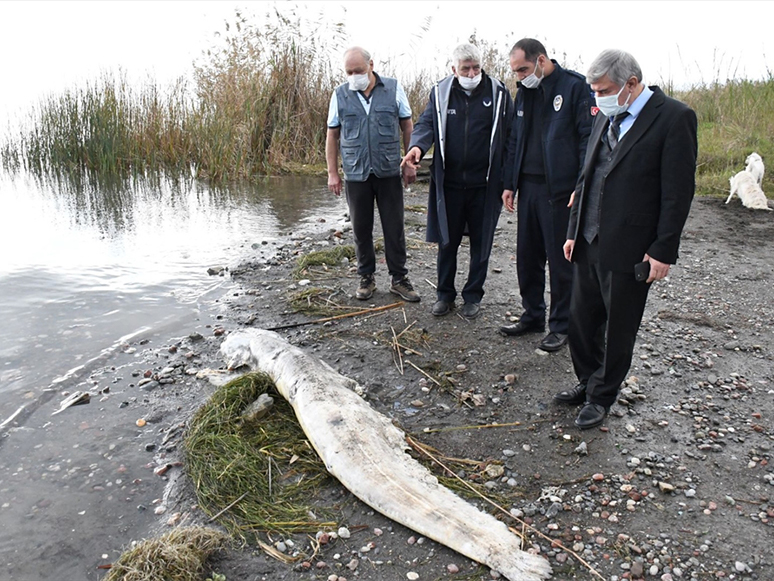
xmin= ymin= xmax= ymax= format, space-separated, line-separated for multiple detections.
xmin=457 ymin=73 xmax=482 ymax=91
xmin=520 ymin=58 xmax=544 ymax=89
xmin=347 ymin=73 xmax=370 ymax=92
xmin=595 ymin=82 xmax=632 ymax=117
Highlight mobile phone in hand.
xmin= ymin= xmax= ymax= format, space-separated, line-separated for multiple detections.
xmin=634 ymin=261 xmax=650 ymax=282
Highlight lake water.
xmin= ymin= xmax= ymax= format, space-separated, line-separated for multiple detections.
xmin=0 ymin=171 xmax=347 ymax=412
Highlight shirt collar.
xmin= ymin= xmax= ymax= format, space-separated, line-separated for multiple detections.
xmin=626 ymin=84 xmax=653 ymax=120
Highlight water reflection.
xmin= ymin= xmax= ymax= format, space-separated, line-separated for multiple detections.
xmin=0 ymin=171 xmax=347 ymax=401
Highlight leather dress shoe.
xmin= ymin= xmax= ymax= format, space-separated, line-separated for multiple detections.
xmin=553 ymin=383 xmax=587 ymax=405
xmin=432 ymin=300 xmax=453 ymax=316
xmin=575 ymin=402 xmax=609 ymax=430
xmin=499 ymin=320 xmax=544 ymax=336
xmin=460 ymin=302 xmax=481 ymax=319
xmin=539 ymin=332 xmax=568 ymax=352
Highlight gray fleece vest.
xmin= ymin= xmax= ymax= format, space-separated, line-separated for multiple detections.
xmin=335 ymin=77 xmax=401 ymax=182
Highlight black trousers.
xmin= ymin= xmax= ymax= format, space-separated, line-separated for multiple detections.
xmin=345 ymin=175 xmax=407 ymax=280
xmin=568 ymin=237 xmax=651 ymax=408
xmin=436 ymin=185 xmax=488 ymax=304
xmin=516 ymin=177 xmax=573 ymax=334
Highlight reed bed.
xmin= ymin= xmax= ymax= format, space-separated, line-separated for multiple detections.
xmin=104 ymin=526 xmax=227 ymax=581
xmin=183 ymin=373 xmax=333 ymax=541
xmin=1 ymin=5 xmax=773 ymax=198
xmin=677 ymin=78 xmax=774 ymax=196
xmin=1 ymin=9 xmax=344 ymax=182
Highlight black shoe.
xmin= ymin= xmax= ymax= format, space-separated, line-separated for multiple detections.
xmin=553 ymin=383 xmax=587 ymax=406
xmin=432 ymin=300 xmax=453 ymax=316
xmin=499 ymin=320 xmax=544 ymax=336
xmin=539 ymin=332 xmax=568 ymax=352
xmin=460 ymin=302 xmax=481 ymax=319
xmin=575 ymin=402 xmax=609 ymax=430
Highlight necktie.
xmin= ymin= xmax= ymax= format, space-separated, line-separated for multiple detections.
xmin=607 ymin=111 xmax=630 ymax=149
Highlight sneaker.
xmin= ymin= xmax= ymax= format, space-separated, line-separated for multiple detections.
xmin=356 ymin=274 xmax=376 ymax=300
xmin=390 ymin=277 xmax=420 ymax=302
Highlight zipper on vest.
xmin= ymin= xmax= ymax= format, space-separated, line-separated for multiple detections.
xmin=463 ymin=97 xmax=469 ymax=186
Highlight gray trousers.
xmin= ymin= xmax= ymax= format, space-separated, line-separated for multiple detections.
xmin=345 ymin=174 xmax=407 ymax=281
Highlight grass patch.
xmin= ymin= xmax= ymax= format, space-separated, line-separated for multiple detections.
xmin=104 ymin=526 xmax=227 ymax=581
xmin=288 ymin=286 xmax=357 ymax=317
xmin=678 ymin=78 xmax=774 ymax=199
xmin=292 ymin=245 xmax=355 ymax=279
xmin=183 ymin=373 xmax=333 ymax=541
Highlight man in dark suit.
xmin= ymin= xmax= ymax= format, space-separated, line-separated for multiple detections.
xmin=555 ymin=49 xmax=698 ymax=429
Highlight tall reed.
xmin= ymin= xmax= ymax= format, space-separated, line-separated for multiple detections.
xmin=1 ymin=6 xmax=772 ymax=196
xmin=1 ymin=7 xmax=346 ymax=182
xmin=678 ymin=77 xmax=774 ymax=195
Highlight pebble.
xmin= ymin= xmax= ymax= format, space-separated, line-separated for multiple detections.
xmin=338 ymin=526 xmax=351 ymax=539
xmin=407 ymin=572 xmax=419 ymax=580
xmin=485 ymin=464 xmax=504 ymax=478
xmin=447 ymin=564 xmax=459 ymax=574
xmin=658 ymin=482 xmax=675 ymax=493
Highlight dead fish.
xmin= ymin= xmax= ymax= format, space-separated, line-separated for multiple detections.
xmin=220 ymin=329 xmax=552 ymax=581
xmin=51 ymin=391 xmax=91 ymax=416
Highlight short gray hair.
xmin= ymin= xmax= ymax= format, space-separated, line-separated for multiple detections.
xmin=586 ymin=49 xmax=642 ymax=86
xmin=452 ymin=43 xmax=481 ymax=67
xmin=344 ymin=46 xmax=371 ymax=63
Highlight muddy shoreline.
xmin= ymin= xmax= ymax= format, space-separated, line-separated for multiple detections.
xmin=2 ymin=187 xmax=773 ymax=581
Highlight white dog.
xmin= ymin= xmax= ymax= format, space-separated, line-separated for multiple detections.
xmin=727 ymin=170 xmax=772 ymax=210
xmin=745 ymin=152 xmax=765 ymax=186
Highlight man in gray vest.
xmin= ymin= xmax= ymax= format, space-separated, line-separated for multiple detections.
xmin=326 ymin=46 xmax=420 ymax=303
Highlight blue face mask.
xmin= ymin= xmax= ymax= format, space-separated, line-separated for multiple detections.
xmin=595 ymin=83 xmax=632 ymax=117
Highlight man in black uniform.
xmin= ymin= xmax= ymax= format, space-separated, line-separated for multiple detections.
xmin=500 ymin=38 xmax=593 ymax=351
xmin=402 ymin=43 xmax=512 ymax=318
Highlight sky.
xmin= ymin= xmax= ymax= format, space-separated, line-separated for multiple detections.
xmin=0 ymin=0 xmax=772 ymax=124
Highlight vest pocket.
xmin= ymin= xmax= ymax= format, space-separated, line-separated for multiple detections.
xmin=343 ymin=115 xmax=361 ymax=140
